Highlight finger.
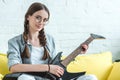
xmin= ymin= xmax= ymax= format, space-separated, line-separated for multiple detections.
xmin=82 ymin=45 xmax=88 ymax=51
xmin=56 ymin=72 xmax=61 ymax=77
xmin=59 ymin=67 xmax=64 ymax=71
xmin=58 ymin=69 xmax=64 ymax=76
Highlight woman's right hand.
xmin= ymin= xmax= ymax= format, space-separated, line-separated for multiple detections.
xmin=49 ymin=65 xmax=64 ymax=77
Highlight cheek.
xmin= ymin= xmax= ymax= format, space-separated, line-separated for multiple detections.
xmin=29 ymin=19 xmax=36 ymax=26
xmin=42 ymin=24 xmax=45 ymax=27
xmin=41 ymin=24 xmax=46 ymax=29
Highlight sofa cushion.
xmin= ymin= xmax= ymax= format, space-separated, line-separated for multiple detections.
xmin=0 ymin=74 xmax=3 ymax=80
xmin=63 ymin=51 xmax=112 ymax=80
xmin=107 ymin=62 xmax=120 ymax=80
xmin=0 ymin=53 xmax=10 ymax=75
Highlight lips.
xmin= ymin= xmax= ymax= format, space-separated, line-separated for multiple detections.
xmin=36 ymin=24 xmax=43 ymax=29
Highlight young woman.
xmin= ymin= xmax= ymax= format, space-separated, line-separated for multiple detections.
xmin=7 ymin=2 xmax=97 ymax=80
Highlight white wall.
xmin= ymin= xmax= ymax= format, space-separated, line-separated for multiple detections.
xmin=0 ymin=0 xmax=120 ymax=61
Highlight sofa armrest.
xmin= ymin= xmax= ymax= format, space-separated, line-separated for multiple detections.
xmin=107 ymin=62 xmax=120 ymax=80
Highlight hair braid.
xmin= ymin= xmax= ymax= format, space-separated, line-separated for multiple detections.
xmin=39 ymin=29 xmax=50 ymax=60
xmin=21 ymin=21 xmax=30 ymax=58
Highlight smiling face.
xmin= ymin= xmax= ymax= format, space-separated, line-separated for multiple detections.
xmin=27 ymin=10 xmax=49 ymax=32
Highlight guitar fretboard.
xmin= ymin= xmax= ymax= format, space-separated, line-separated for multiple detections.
xmin=61 ymin=37 xmax=94 ymax=67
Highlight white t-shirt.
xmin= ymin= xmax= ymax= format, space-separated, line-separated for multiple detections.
xmin=31 ymin=46 xmax=48 ymax=64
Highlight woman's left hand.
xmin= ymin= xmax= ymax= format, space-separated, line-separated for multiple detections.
xmin=81 ymin=44 xmax=88 ymax=54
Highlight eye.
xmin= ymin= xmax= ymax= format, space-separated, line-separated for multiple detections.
xmin=34 ymin=15 xmax=49 ymax=24
xmin=43 ymin=18 xmax=48 ymax=22
xmin=35 ymin=16 xmax=42 ymax=20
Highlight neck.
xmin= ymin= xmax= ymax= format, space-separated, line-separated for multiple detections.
xmin=28 ymin=31 xmax=41 ymax=47
xmin=29 ymin=32 xmax=39 ymax=40
xmin=28 ymin=28 xmax=39 ymax=40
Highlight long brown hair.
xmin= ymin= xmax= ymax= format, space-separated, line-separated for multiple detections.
xmin=21 ymin=2 xmax=50 ymax=60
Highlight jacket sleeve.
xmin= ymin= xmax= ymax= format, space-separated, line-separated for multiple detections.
xmin=7 ymin=39 xmax=22 ymax=70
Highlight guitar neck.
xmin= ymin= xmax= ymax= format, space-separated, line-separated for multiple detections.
xmin=61 ymin=37 xmax=94 ymax=67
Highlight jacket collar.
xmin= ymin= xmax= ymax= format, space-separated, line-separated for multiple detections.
xmin=21 ymin=34 xmax=26 ymax=45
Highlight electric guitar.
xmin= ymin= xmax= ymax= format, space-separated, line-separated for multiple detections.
xmin=3 ymin=33 xmax=105 ymax=80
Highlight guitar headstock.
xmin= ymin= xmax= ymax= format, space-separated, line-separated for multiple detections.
xmin=90 ymin=33 xmax=106 ymax=39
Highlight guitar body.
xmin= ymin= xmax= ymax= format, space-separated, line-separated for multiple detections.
xmin=48 ymin=52 xmax=86 ymax=80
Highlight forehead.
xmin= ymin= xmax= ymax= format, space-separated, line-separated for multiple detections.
xmin=32 ymin=10 xmax=48 ymax=18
